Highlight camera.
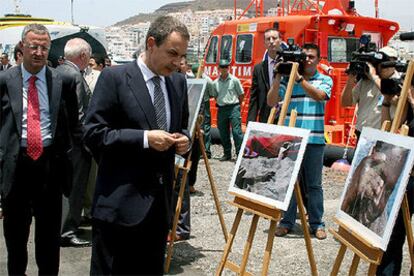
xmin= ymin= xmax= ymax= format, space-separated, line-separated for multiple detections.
xmin=273 ymin=38 xmax=306 ymax=75
xmin=381 ymin=78 xmax=402 ymax=96
xmin=380 ymin=61 xmax=412 ymax=95
xmin=346 ymin=35 xmax=386 ymax=78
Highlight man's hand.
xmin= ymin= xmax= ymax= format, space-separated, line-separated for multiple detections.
xmin=383 ymin=94 xmax=399 ymax=106
xmin=346 ymin=72 xmax=357 ymax=84
xmin=366 ymin=62 xmax=379 ymax=80
xmin=295 ymin=71 xmax=303 ymax=82
xmin=173 ymin=133 xmax=190 ymax=155
xmin=148 ymin=130 xmax=176 ymax=152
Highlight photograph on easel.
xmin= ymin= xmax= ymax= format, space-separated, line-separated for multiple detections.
xmin=228 ymin=122 xmax=310 ymax=211
xmin=186 ymin=79 xmax=207 ymax=137
xmin=175 ymin=78 xmax=207 ymax=166
xmin=337 ymin=127 xmax=414 ymax=250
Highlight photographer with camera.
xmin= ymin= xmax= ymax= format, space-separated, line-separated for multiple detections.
xmin=341 ymin=45 xmax=399 ymax=140
xmin=267 ymin=43 xmax=332 ymax=240
xmin=377 ymin=67 xmax=414 ymax=276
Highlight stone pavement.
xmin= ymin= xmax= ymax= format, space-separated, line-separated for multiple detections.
xmin=0 ymin=222 xmax=205 ymax=275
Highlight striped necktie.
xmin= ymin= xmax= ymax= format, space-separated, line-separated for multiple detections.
xmin=152 ymin=76 xmax=167 ymax=131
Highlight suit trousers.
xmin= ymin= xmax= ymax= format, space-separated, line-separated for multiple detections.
xmin=173 ymin=168 xmax=191 ymax=238
xmin=90 ymin=192 xmax=169 ymax=275
xmin=217 ymin=104 xmax=243 ymax=157
xmin=61 ymin=143 xmax=92 ymax=235
xmin=202 ymin=99 xmax=212 ymax=156
xmin=2 ymin=147 xmax=62 ymax=275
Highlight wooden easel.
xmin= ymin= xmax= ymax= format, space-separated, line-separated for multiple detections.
xmin=216 ymin=63 xmax=318 ymax=275
xmin=165 ymin=116 xmax=229 ymax=273
xmin=329 ymin=60 xmax=414 ymax=275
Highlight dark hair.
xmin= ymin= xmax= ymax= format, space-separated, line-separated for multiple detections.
xmin=303 ymin=43 xmax=320 ymax=58
xmin=13 ymin=44 xmax=22 ymax=61
xmin=1 ymin=53 xmax=9 ymax=59
xmin=145 ymin=15 xmax=190 ymax=50
xmin=91 ymin=53 xmax=106 ymax=68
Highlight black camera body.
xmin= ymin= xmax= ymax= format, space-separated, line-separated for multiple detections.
xmin=381 ymin=78 xmax=402 ymax=96
xmin=380 ymin=62 xmax=413 ymax=96
xmin=274 ymin=38 xmax=306 ymax=75
xmin=346 ymin=35 xmax=385 ymax=79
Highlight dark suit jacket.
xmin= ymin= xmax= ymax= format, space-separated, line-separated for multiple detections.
xmin=84 ymin=61 xmax=189 ymax=227
xmin=56 ymin=61 xmax=91 ymax=124
xmin=0 ymin=64 xmax=12 ymax=71
xmin=248 ymin=59 xmax=272 ymax=123
xmin=0 ymin=65 xmax=81 ymax=199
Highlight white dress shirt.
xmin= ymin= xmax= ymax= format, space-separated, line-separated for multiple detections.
xmin=137 ymin=56 xmax=171 ymax=148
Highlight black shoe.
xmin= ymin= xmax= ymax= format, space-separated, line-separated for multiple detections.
xmin=219 ymin=155 xmax=231 ymax=161
xmin=61 ymin=234 xmax=91 ymax=247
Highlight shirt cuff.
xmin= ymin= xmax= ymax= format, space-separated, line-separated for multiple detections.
xmin=143 ymin=130 xmax=149 ymax=148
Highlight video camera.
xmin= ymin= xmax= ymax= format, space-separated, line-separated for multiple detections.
xmin=380 ymin=61 xmax=412 ymax=95
xmin=273 ymin=38 xmax=307 ymax=75
xmin=346 ymin=35 xmax=386 ymax=78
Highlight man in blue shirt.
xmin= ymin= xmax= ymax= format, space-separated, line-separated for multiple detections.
xmin=267 ymin=43 xmax=332 ymax=240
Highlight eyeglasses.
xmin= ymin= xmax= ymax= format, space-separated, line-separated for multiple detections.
xmin=25 ymin=44 xmax=50 ymax=52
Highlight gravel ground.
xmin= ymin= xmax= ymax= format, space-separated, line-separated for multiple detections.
xmin=0 ymin=144 xmax=412 ymax=275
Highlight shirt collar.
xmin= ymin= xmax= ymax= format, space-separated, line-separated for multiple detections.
xmin=268 ymin=56 xmax=276 ymax=65
xmin=219 ymin=73 xmax=231 ymax=82
xmin=308 ymin=70 xmax=320 ymax=80
xmin=21 ymin=64 xmax=47 ymax=84
xmin=137 ymin=56 xmax=165 ymax=84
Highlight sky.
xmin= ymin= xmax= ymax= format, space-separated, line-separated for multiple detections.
xmin=0 ymin=0 xmax=412 ymax=31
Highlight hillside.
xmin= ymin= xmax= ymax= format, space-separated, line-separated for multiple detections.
xmin=114 ymin=0 xmax=279 ymax=26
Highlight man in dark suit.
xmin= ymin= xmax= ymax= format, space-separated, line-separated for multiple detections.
xmin=247 ymin=28 xmax=282 ymax=123
xmin=0 ymin=53 xmax=12 ymax=71
xmin=57 ymin=38 xmax=92 ymax=247
xmin=0 ymin=24 xmax=80 ymax=275
xmin=84 ymin=15 xmax=190 ymax=275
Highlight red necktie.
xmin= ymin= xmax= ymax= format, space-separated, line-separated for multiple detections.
xmin=27 ymin=75 xmax=43 ymax=160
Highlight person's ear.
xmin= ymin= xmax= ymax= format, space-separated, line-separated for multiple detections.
xmin=147 ymin=37 xmax=156 ymax=51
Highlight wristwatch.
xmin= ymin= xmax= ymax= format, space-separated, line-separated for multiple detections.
xmin=296 ymin=76 xmax=304 ymax=84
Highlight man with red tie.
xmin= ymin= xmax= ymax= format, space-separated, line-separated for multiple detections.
xmin=0 ymin=24 xmax=80 ymax=275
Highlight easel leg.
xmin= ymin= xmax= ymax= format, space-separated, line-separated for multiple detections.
xmin=330 ymin=244 xmax=346 ymax=276
xmin=349 ymin=254 xmax=360 ymax=276
xmin=239 ymin=214 xmax=259 ymax=275
xmin=261 ymin=220 xmax=277 ymax=276
xmin=216 ymin=208 xmax=243 ymax=276
xmin=367 ymin=263 xmax=378 ymax=275
xmin=401 ymin=194 xmax=414 ymax=275
xmin=295 ymin=181 xmax=318 ymax=276
xmin=198 ymin=128 xmax=229 ymax=242
xmin=164 ymin=164 xmax=190 ymax=273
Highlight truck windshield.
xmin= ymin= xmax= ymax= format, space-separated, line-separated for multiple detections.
xmin=236 ymin=34 xmax=253 ymax=63
xmin=220 ymin=35 xmax=233 ymax=63
xmin=206 ymin=36 xmax=218 ymax=64
xmin=328 ymin=37 xmax=359 ymax=62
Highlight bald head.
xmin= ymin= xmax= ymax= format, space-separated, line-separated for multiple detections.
xmin=63 ymin=38 xmax=92 ymax=70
